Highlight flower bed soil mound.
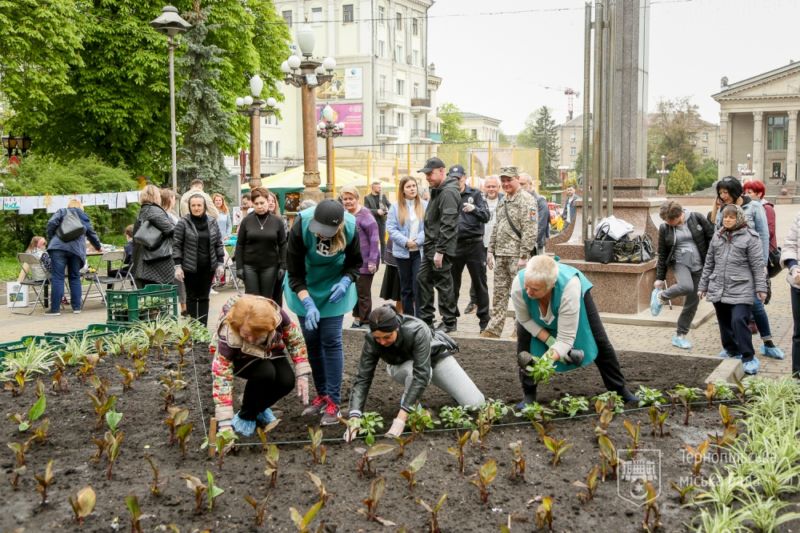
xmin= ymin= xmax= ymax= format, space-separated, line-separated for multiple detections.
xmin=1 ymin=335 xmax=727 ymax=532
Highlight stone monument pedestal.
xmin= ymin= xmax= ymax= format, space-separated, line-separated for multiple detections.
xmin=549 ymin=178 xmax=665 ymax=314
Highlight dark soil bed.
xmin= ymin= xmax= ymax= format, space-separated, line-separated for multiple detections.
xmin=1 ymin=333 xmax=725 ymax=532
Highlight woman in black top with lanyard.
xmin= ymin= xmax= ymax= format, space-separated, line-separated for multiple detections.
xmin=235 ymin=187 xmax=287 ymax=298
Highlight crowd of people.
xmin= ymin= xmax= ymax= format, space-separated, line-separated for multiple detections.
xmin=24 ymin=168 xmax=799 ymax=439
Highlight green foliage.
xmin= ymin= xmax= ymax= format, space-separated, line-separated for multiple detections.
xmin=517 ymin=106 xmax=560 ymax=183
xmin=694 ymin=158 xmax=719 ymax=191
xmin=667 ymin=161 xmax=695 ymax=195
xmin=438 ymin=103 xmax=472 ymax=143
xmin=550 ymin=394 xmax=589 ymax=418
xmin=647 ymin=97 xmax=702 ymax=179
xmin=438 ymin=405 xmax=474 ymax=429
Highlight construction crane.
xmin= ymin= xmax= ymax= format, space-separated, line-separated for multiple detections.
xmin=541 ymin=85 xmax=580 ymax=122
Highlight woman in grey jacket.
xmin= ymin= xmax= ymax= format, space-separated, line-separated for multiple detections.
xmin=698 ymin=204 xmax=768 ymax=375
xmin=173 ymin=194 xmax=225 ymax=325
xmin=132 ymin=185 xmax=175 ymax=288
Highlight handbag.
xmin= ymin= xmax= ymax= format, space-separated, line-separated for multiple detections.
xmin=56 ymin=209 xmax=86 ymax=242
xmin=584 ymin=239 xmax=615 ymax=263
xmin=767 ymin=247 xmax=782 ymax=278
xmin=142 ymin=237 xmax=172 ymax=263
xmin=613 ymin=234 xmax=654 ymax=263
xmin=134 ymin=220 xmax=163 ymax=250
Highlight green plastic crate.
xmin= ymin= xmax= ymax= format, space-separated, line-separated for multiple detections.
xmin=106 ymin=284 xmax=178 ymax=324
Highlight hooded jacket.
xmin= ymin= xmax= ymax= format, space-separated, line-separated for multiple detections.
xmin=656 ymin=211 xmax=714 ymax=280
xmin=423 ymin=175 xmax=461 ymax=257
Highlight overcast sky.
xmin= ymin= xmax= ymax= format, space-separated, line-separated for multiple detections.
xmin=428 ymin=0 xmax=800 ymax=134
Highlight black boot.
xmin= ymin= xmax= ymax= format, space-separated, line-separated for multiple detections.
xmin=619 ymin=388 xmax=639 ymax=405
xmin=516 ymin=384 xmax=538 ymax=410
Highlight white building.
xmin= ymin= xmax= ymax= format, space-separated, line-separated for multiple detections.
xmin=460 ymin=112 xmax=501 ymax=142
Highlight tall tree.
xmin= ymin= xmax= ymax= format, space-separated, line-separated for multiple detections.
xmin=517 ymin=106 xmax=559 ymax=183
xmin=667 ymin=160 xmax=694 ymax=194
xmin=177 ymin=3 xmax=235 ymax=193
xmin=438 ymin=102 xmax=471 ymax=143
xmin=647 ymin=97 xmax=702 ymax=179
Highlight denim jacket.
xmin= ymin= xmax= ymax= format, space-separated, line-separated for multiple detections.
xmin=387 ymin=201 xmax=427 ymax=259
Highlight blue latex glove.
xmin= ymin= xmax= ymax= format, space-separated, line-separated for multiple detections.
xmin=256 ymin=408 xmax=277 ymax=425
xmin=231 ymin=412 xmax=256 ymax=437
xmin=329 ymin=276 xmax=353 ymax=303
xmin=302 ymin=297 xmax=320 ymax=331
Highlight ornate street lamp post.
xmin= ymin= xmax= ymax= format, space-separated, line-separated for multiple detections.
xmin=236 ymin=74 xmax=277 ymax=190
xmin=281 ymin=22 xmax=336 ymax=202
xmin=316 ymin=104 xmax=344 ymax=197
xmin=656 ymin=154 xmax=669 ymax=195
xmin=150 ymin=5 xmax=191 ymax=193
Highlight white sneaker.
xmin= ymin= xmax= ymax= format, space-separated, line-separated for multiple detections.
xmin=210 ymin=289 xmax=219 ymax=295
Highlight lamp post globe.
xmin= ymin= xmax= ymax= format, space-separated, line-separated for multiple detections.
xmin=249 ymin=74 xmax=264 ymax=98
xmin=296 ymin=23 xmax=315 ymax=57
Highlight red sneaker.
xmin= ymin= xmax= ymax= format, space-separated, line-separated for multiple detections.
xmin=301 ymin=395 xmax=328 ymax=417
xmin=320 ymin=397 xmax=341 ymax=426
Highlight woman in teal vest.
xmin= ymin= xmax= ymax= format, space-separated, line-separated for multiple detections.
xmin=511 ymin=255 xmax=637 ymax=407
xmin=285 ymin=199 xmax=363 ymax=425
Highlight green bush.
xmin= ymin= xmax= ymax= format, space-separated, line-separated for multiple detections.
xmin=667 ymin=161 xmax=695 ymax=195
xmin=693 ymin=159 xmax=718 ymax=192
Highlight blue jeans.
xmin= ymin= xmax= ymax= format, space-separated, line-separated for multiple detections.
xmin=300 ymin=315 xmax=345 ymax=405
xmin=751 ymin=291 xmax=772 ymax=339
xmin=396 ymin=251 xmax=421 ymax=316
xmin=49 ymin=249 xmax=83 ymax=312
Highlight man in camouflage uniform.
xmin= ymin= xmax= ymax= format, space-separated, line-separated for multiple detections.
xmin=480 ymin=167 xmax=538 ymax=338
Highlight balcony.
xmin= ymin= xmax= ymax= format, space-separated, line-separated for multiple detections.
xmin=376 ymin=89 xmax=398 ymax=108
xmin=376 ymin=125 xmax=399 ymax=139
xmin=411 ymin=129 xmax=434 ymax=143
xmin=409 ymin=98 xmax=431 ymax=112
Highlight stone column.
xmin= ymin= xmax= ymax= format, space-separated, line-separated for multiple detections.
xmin=718 ymin=112 xmax=729 ymax=179
xmin=788 ymin=110 xmax=798 ymax=181
xmin=752 ymin=111 xmax=764 ymax=180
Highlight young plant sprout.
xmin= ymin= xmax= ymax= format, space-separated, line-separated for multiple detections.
xmin=305 ymin=426 xmax=327 ymax=465
xmin=352 ymin=412 xmax=384 ymax=446
xmin=8 ymin=386 xmax=46 ymax=432
xmin=145 ymin=454 xmax=163 ymax=496
xmin=290 ymin=500 xmax=324 ymax=533
xmin=672 ymin=385 xmax=701 ymax=425
xmin=708 ymin=425 xmax=738 ymax=454
xmin=592 ymin=391 xmax=624 ymax=414
xmin=307 ymin=471 xmax=331 ymax=506
xmin=594 ymin=407 xmax=614 ymax=437
xmin=264 ymin=444 xmax=279 ymax=488
xmin=393 ymin=433 xmax=416 ymax=459
xmin=244 ymin=494 xmax=270 ymax=527
xmin=719 ymin=403 xmax=736 ymax=430
xmin=647 ymin=406 xmax=670 ymax=438
xmin=532 ymin=495 xmax=554 ymax=532
xmin=550 ymin=394 xmax=589 ymax=418
xmin=34 ymin=459 xmax=55 ymax=505
xmin=597 ymin=434 xmax=619 ymax=481
xmin=125 ymin=495 xmax=143 ymax=533
xmin=515 ymin=402 xmax=552 ymax=441
xmin=176 ymin=422 xmax=193 ymax=459
xmin=400 ymin=449 xmax=427 ymax=491
xmin=8 ymin=439 xmax=30 ymax=467
xmin=438 ymin=405 xmax=474 ymax=429
xmin=164 ymin=407 xmax=190 ymax=446
xmin=182 ymin=474 xmax=207 ymax=514
xmin=406 ymin=405 xmax=436 ymax=435
xmin=214 ymin=427 xmax=237 ymax=469
xmin=205 ymin=470 xmax=224 ymax=511
xmin=69 ymin=486 xmax=96 ymax=525
xmin=447 ymin=431 xmax=471 ymax=474
xmin=88 ymin=393 xmax=117 ymax=429
xmin=471 ymin=399 xmax=509 ymax=449
xmin=623 ymin=419 xmax=641 ymax=459
xmin=106 ymin=409 xmax=123 ymax=434
xmin=256 ymin=418 xmax=281 ymax=452
xmin=355 ymin=443 xmax=395 ymax=478
xmin=712 ymin=381 xmax=736 ymax=401
xmin=508 ymin=440 xmax=526 ymax=481
xmin=159 ymin=372 xmax=187 ymax=411
xmin=470 ymin=459 xmax=498 ymax=504
xmin=573 ymin=465 xmax=600 ymax=504
xmin=704 ymin=382 xmax=717 ymax=408
xmin=357 ymin=477 xmax=396 ymax=526
xmin=417 ymin=493 xmax=447 ymax=533
xmin=670 ymin=480 xmax=697 ymax=504
xmin=28 ymin=418 xmax=50 ymax=447
xmin=527 ymin=354 xmax=557 ymax=385
xmin=104 ymin=427 xmax=124 ymax=480
xmin=641 ymin=481 xmax=662 ymax=532
xmin=636 ymin=385 xmax=666 ymax=408
xmin=542 ymin=435 xmax=572 ymax=466
xmin=117 ymin=365 xmax=136 ymax=391
xmin=685 ymin=439 xmax=710 ymax=478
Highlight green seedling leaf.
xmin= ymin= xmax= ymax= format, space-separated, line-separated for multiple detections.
xmin=670 ymin=481 xmax=697 ymax=504
xmin=527 ymin=355 xmax=557 ymax=385
xmin=417 ymin=493 xmax=447 ymax=533
xmin=206 ymin=470 xmax=224 ymax=510
xmin=366 ymin=443 xmax=395 ymax=458
xmin=28 ymin=393 xmax=46 ymax=423
xmin=534 ymin=495 xmax=554 ymax=531
xmin=470 ymin=459 xmax=498 ymax=503
xmin=106 ymin=410 xmax=123 ymax=434
xmin=400 ymin=450 xmax=427 ymax=490
xmin=307 ymin=471 xmax=331 ymax=506
xmin=542 ymin=435 xmax=572 ymax=466
xmin=125 ymin=495 xmax=143 ymax=533
xmin=290 ymin=500 xmax=324 ymax=532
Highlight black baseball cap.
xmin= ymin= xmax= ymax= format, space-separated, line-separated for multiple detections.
xmin=309 ymin=199 xmax=345 ymax=238
xmin=418 ymin=157 xmax=445 ymax=174
xmin=447 ymin=165 xmax=466 ymax=178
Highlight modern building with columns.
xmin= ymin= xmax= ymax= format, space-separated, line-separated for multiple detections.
xmin=713 ymin=61 xmax=800 ymax=181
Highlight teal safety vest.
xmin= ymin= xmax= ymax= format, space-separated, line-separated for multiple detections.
xmin=518 ymin=263 xmax=598 ymax=372
xmin=284 ymin=207 xmax=358 ymax=318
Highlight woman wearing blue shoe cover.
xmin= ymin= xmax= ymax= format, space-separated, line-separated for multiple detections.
xmin=211 ymin=294 xmax=311 ymax=436
xmin=511 ymin=255 xmax=638 ymax=408
xmin=698 ymin=204 xmax=768 ymax=375
xmin=285 ymin=199 xmax=363 ymax=426
xmin=651 ymin=201 xmax=714 ymax=349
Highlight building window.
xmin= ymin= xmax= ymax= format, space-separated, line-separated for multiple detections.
xmin=379 ymin=111 xmax=386 ymax=127
xmin=282 ymin=10 xmax=292 ymax=25
xmin=768 ymin=115 xmax=789 ymax=150
xmin=703 ymin=132 xmax=709 ymax=142
xmin=275 ymin=141 xmax=280 ymax=158
xmin=396 ymin=12 xmax=402 ymax=30
xmin=265 ymin=141 xmax=273 ymax=158
xmin=413 ymin=82 xmax=419 ymax=98
xmin=378 ymin=5 xmax=385 ymax=24
xmin=570 ymin=134 xmax=576 ymax=143
xmin=412 ymin=50 xmax=419 ymax=66
xmin=702 ymin=147 xmax=708 ymax=155
xmin=311 ymin=7 xmax=322 ymax=23
xmin=377 ymin=40 xmax=385 ymax=57
xmin=343 ymin=4 xmax=354 ymax=23
xmin=395 ymin=45 xmax=403 ymax=62
xmin=397 ymin=112 xmax=404 ymax=127
xmin=396 ymin=79 xmax=405 ymax=95
xmin=471 ymin=129 xmax=478 ymax=138
xmin=412 ymin=17 xmax=419 ymax=35
xmin=570 ymin=146 xmax=577 ymax=156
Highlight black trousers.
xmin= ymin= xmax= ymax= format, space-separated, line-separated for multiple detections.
xmin=713 ymin=302 xmax=755 ymax=362
xmin=451 ymin=239 xmax=490 ymax=329
xmin=416 ymin=253 xmax=458 ymax=327
xmin=515 ymin=290 xmax=628 ymax=397
xmin=352 ymin=273 xmax=374 ymax=322
xmin=233 ymin=356 xmax=295 ymax=420
xmin=396 ymin=251 xmax=421 ymax=316
xmin=243 ymin=264 xmax=278 ymax=299
xmin=184 ymin=269 xmax=213 ymax=326
xmin=272 ymin=270 xmax=285 ymax=306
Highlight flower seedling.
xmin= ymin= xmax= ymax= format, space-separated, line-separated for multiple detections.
xmin=8 ymin=387 xmax=46 ymax=432
xmin=358 ymin=477 xmax=396 ymax=526
xmin=392 ymin=433 xmax=416 ymax=459
xmin=532 ymin=495 xmax=554 ymax=532
xmin=648 ymin=406 xmax=670 ymax=437
xmin=355 ymin=443 xmax=395 ymax=478
xmin=165 ymin=407 xmax=189 ymax=446
xmin=685 ymin=439 xmax=710 ymax=478
xmin=719 ymin=403 xmax=736 ymax=430
xmin=145 ymin=454 xmax=163 ymax=496
xmin=592 ymin=391 xmax=624 ymax=414
xmin=160 ymin=372 xmax=187 ymax=411
xmin=125 ymin=495 xmax=143 ymax=533
xmin=213 ymin=427 xmax=237 ymax=469
xmin=597 ymin=435 xmax=619 ymax=481
xmin=438 ymin=405 xmax=474 ymax=429
xmin=623 ymin=419 xmax=641 ymax=459
xmin=447 ymin=431 xmax=471 ymax=474
xmin=550 ymin=394 xmax=589 ymax=418
xmin=182 ymin=474 xmax=207 ymax=514
xmin=290 ymin=500 xmax=324 ymax=532
xmin=406 ymin=405 xmax=436 ymax=435
xmin=28 ymin=418 xmax=50 ymax=447
xmin=527 ymin=354 xmax=557 ymax=385
xmin=417 ymin=494 xmax=447 ymax=533
xmin=256 ymin=418 xmax=281 ymax=452
xmin=8 ymin=440 xmax=29 ymax=467
xmin=352 ymin=412 xmax=384 ymax=446
xmin=641 ymin=481 xmax=662 ymax=532
xmin=34 ymin=459 xmax=55 ymax=505
xmin=636 ymin=386 xmax=666 ymax=408
xmin=88 ymin=393 xmax=117 ymax=429
xmin=307 ymin=471 xmax=331 ymax=506
xmin=117 ymin=365 xmax=136 ymax=391
xmin=516 ymin=402 xmax=552 ymax=441
xmin=708 ymin=425 xmax=738 ymax=453
xmin=712 ymin=381 xmax=735 ymax=401
xmin=205 ymin=470 xmax=224 ymax=511
xmin=573 ymin=465 xmax=600 ymax=504
xmin=508 ymin=440 xmax=526 ymax=481
xmin=69 ymin=486 xmax=96 ymax=524
xmin=104 ymin=429 xmax=124 ymax=480
xmin=471 ymin=399 xmax=509 ymax=449
xmin=670 ymin=481 xmax=697 ymax=504
xmin=264 ymin=444 xmax=279 ymax=488
xmin=704 ymin=383 xmax=717 ymax=408
xmin=244 ymin=495 xmax=270 ymax=527
xmin=400 ymin=449 xmax=427 ymax=491
xmin=672 ymin=385 xmax=700 ymax=425
xmin=594 ymin=407 xmax=614 ymax=437
xmin=470 ymin=459 xmax=497 ymax=504
xmin=176 ymin=422 xmax=193 ymax=458
xmin=77 ymin=352 xmax=100 ymax=381
xmin=542 ymin=435 xmax=572 ymax=466
xmin=305 ymin=426 xmax=327 ymax=465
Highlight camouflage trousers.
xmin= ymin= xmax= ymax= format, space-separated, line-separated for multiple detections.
xmin=485 ymin=255 xmax=522 ymax=336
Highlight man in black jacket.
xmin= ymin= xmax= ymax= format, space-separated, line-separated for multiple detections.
xmin=416 ymin=157 xmax=461 ymax=332
xmin=449 ymin=165 xmax=491 ymax=331
xmin=363 ymin=181 xmax=392 ymax=257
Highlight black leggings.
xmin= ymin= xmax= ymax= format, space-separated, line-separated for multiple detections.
xmin=243 ymin=264 xmax=279 ymax=299
xmin=233 ymin=356 xmax=295 ymax=420
xmin=516 ymin=290 xmax=628 ymax=396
